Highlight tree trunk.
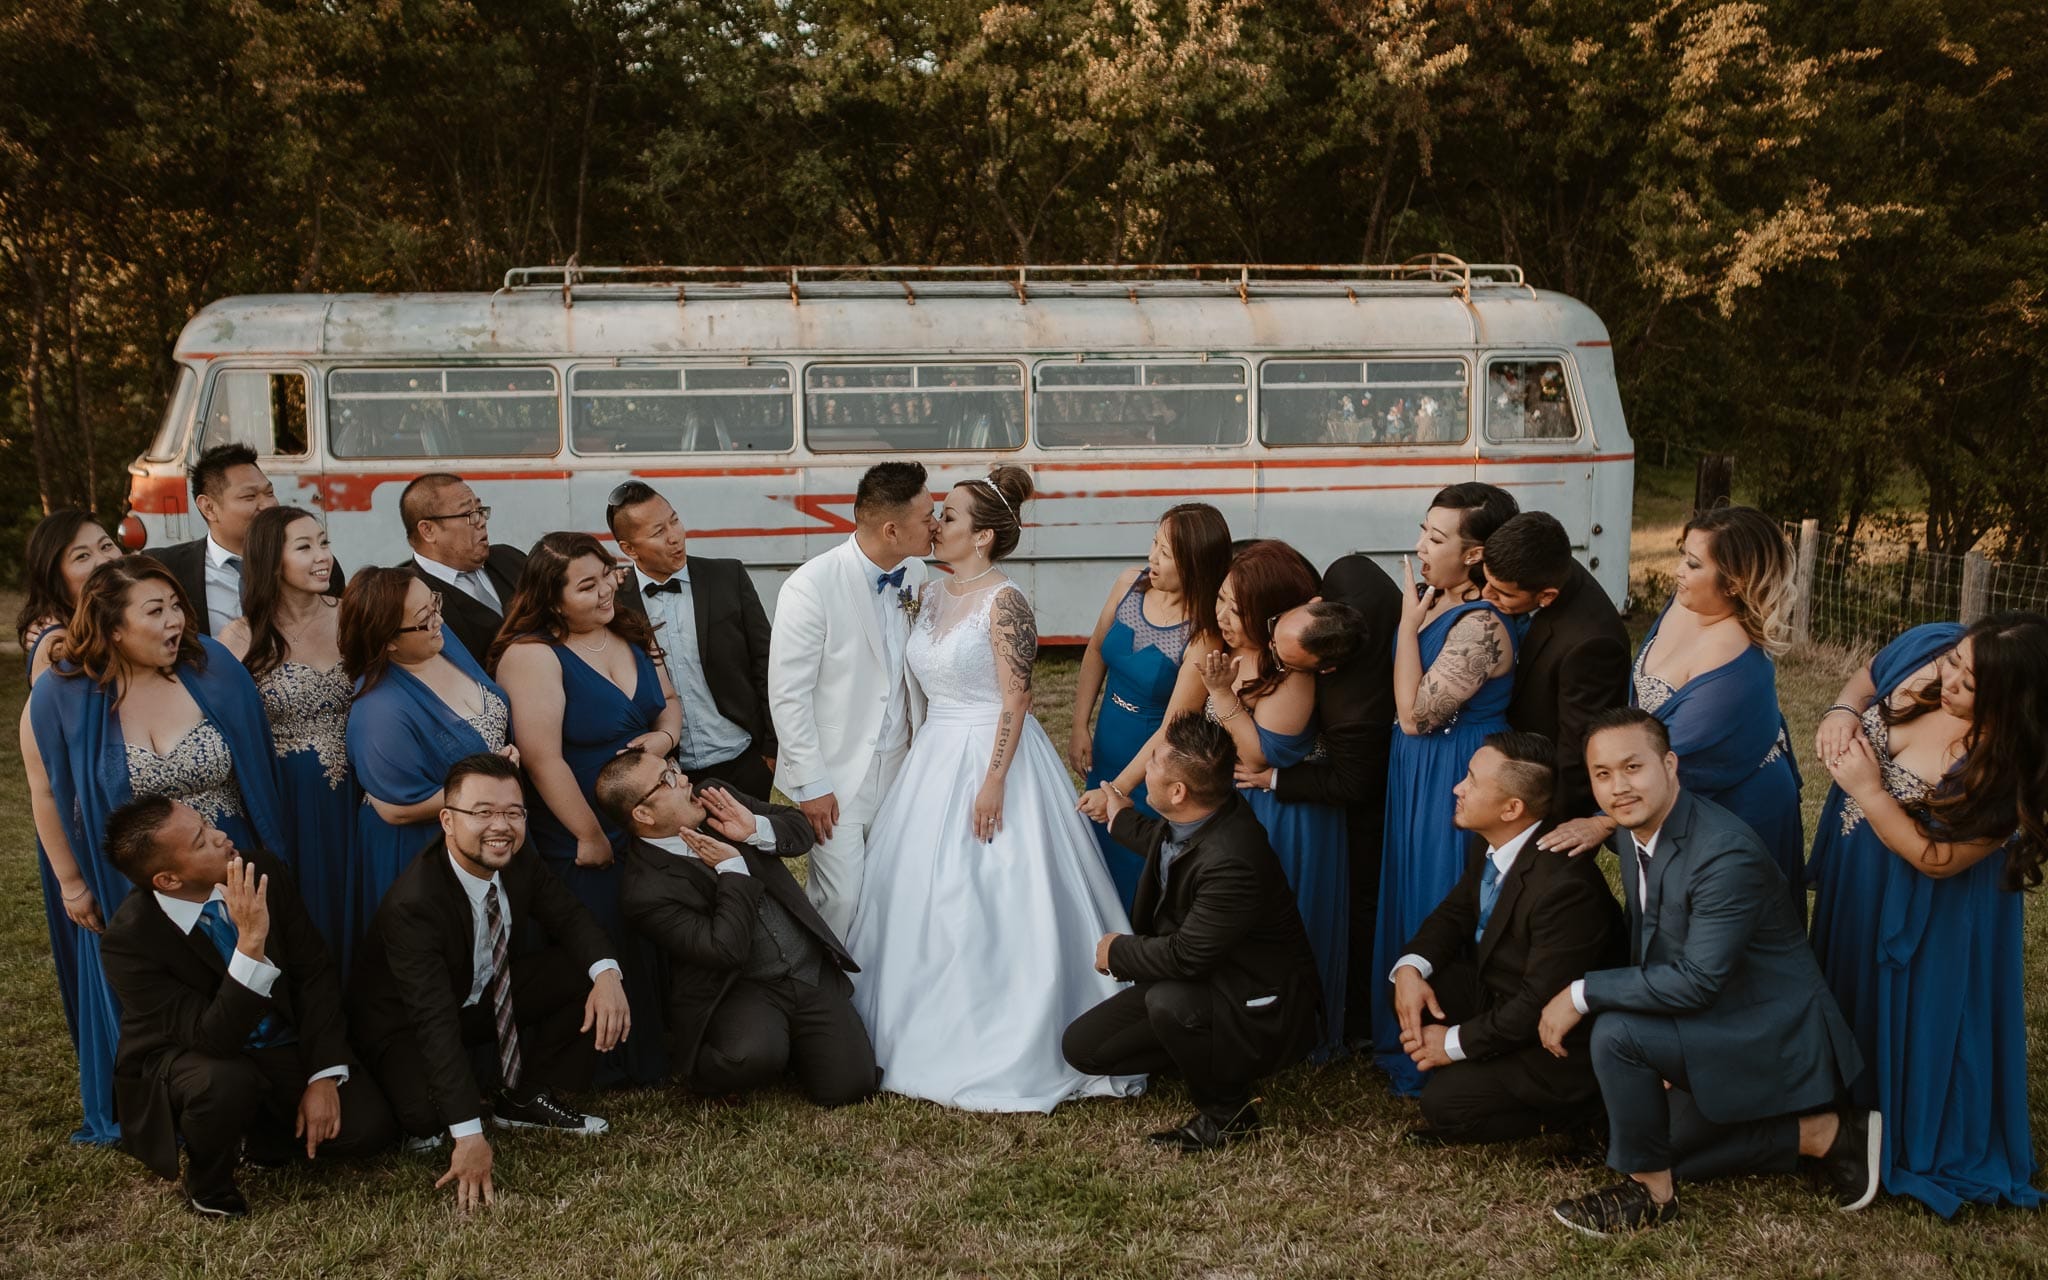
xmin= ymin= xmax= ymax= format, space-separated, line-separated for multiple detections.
xmin=66 ymin=238 xmax=97 ymax=515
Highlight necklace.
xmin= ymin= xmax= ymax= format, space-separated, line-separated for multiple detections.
xmin=570 ymin=629 xmax=612 ymax=656
xmin=951 ymin=563 xmax=998 ymax=589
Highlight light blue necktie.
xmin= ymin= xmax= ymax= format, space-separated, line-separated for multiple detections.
xmin=196 ymin=899 xmax=294 ymax=1049
xmin=1474 ymin=854 xmax=1502 ymax=943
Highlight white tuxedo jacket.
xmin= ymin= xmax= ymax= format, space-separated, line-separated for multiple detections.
xmin=769 ymin=536 xmax=928 ymax=807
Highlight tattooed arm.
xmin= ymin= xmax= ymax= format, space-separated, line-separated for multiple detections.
xmin=1398 ymin=609 xmax=1510 ymax=735
xmin=973 ymin=583 xmax=1038 ymax=842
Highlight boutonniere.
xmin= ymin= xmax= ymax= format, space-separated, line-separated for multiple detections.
xmin=897 ymin=586 xmax=920 ymax=622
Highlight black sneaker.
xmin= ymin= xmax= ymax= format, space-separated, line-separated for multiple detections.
xmin=1146 ymin=1104 xmax=1263 ymax=1153
xmin=188 ymin=1186 xmax=250 ymax=1219
xmin=1551 ymin=1179 xmax=1680 ymax=1237
xmin=1814 ymin=1108 xmax=1882 ymax=1211
xmin=493 ymin=1090 xmax=608 ymax=1135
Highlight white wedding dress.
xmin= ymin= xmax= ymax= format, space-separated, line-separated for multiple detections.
xmin=846 ymin=578 xmax=1146 ymax=1112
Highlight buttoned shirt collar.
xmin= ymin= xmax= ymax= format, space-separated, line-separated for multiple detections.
xmin=1487 ymin=820 xmax=1542 ymax=879
xmin=154 ymin=883 xmax=227 ymax=935
xmin=205 ymin=534 xmax=239 ymax=569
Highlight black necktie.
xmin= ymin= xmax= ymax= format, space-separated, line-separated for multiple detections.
xmin=1635 ymin=840 xmax=1653 ymax=903
xmin=644 ymin=579 xmax=683 ymax=596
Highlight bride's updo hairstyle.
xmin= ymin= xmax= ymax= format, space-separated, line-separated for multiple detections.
xmin=953 ymin=465 xmax=1034 ymax=562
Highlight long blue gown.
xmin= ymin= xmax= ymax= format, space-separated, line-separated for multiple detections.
xmin=1244 ymin=719 xmax=1348 ymax=1060
xmin=1632 ymin=601 xmax=1805 ymax=920
xmin=347 ymin=632 xmax=509 ymax=961
xmin=523 ymin=639 xmax=669 ymax=1086
xmin=1371 ymin=598 xmax=1516 ymax=1096
xmin=1085 ymin=576 xmax=1191 ymax=911
xmin=28 ymin=634 xmax=287 ymax=1145
xmin=25 ymin=631 xmax=83 ymax=1071
xmin=1807 ymin=622 xmax=2043 ymax=1217
xmin=255 ymin=660 xmax=360 ymax=968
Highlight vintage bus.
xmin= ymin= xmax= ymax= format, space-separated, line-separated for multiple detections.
xmin=124 ymin=260 xmax=1634 ymax=640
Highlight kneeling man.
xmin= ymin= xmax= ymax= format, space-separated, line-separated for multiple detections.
xmin=1540 ymin=708 xmax=1878 ymax=1235
xmin=1391 ymin=731 xmax=1623 ymax=1144
xmin=101 ymin=798 xmax=395 ymax=1218
xmin=599 ymin=748 xmax=877 ymax=1106
xmin=1065 ymin=713 xmax=1322 ymax=1151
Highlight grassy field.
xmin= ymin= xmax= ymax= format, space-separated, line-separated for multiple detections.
xmin=4 ymin=475 xmax=2044 ymax=1277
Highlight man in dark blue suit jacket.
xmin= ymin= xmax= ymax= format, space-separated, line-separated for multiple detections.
xmin=1538 ymin=709 xmax=1877 ymax=1237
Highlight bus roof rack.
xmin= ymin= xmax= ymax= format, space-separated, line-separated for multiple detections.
xmin=500 ymin=255 xmax=1531 ymax=306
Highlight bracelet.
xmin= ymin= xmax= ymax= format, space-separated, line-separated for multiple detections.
xmin=62 ymin=887 xmax=90 ymax=903
xmin=1823 ymin=703 xmax=1863 ymax=719
xmin=1208 ymin=695 xmax=1243 ymax=725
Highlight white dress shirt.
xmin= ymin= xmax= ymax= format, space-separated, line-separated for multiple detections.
xmin=412 ymin=551 xmax=502 ymax=613
xmin=631 ymin=563 xmax=751 ymax=769
xmin=1390 ymin=820 xmax=1541 ymax=1062
xmin=1569 ymin=826 xmax=1662 ymax=1015
xmin=154 ymin=884 xmax=348 ymax=1086
xmin=202 ymin=535 xmax=245 ymax=631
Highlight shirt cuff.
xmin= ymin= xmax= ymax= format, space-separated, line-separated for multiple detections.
xmin=745 ymin=815 xmax=777 ymax=850
xmin=449 ymin=1119 xmax=484 ymax=1139
xmin=786 ymin=778 xmax=830 ymax=803
xmin=227 ymin=948 xmax=280 ymax=998
xmin=1569 ymin=979 xmax=1589 ymax=1015
xmin=308 ymin=1065 xmax=350 ymax=1087
xmin=1443 ymin=1025 xmax=1466 ymax=1062
xmin=713 ymin=858 xmax=751 ymax=877
xmin=1390 ymin=954 xmax=1434 ymax=982
xmin=588 ymin=959 xmax=622 ymax=982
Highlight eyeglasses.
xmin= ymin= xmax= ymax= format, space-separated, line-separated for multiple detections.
xmin=445 ymin=804 xmax=527 ymax=825
xmin=633 ymin=763 xmax=683 ymax=811
xmin=605 ymin=481 xmax=659 ymax=523
xmin=1265 ymin=613 xmax=1292 ymax=675
xmin=421 ymin=506 xmax=491 ymax=528
xmin=397 ymin=591 xmax=444 ymax=633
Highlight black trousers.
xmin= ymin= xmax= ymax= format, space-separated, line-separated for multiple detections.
xmin=1591 ymin=1010 xmax=1801 ymax=1180
xmin=1414 ymin=962 xmax=1603 ymax=1143
xmin=1063 ymin=981 xmax=1278 ymax=1124
xmin=1342 ymin=797 xmax=1387 ymax=1049
xmin=690 ymin=748 xmax=775 ymax=802
xmin=366 ymin=945 xmax=599 ymax=1138
xmin=688 ymin=976 xmax=877 ymax=1107
xmin=166 ymin=1042 xmax=396 ymax=1199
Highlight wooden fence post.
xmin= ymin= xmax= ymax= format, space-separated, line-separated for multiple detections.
xmin=1791 ymin=518 xmax=1820 ymax=646
xmin=1961 ymin=551 xmax=1991 ymax=625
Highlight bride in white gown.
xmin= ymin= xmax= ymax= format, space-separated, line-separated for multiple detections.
xmin=846 ymin=466 xmax=1146 ymax=1112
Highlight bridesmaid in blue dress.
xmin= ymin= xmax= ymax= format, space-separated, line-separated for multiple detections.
xmin=15 ymin=511 xmax=123 ymax=1085
xmin=342 ymin=567 xmax=514 ymax=953
xmin=1070 ymin=503 xmax=1231 ymax=909
xmin=1372 ymin=483 xmax=1520 ymax=1096
xmin=494 ymin=532 xmax=683 ymax=1086
xmin=24 ymin=556 xmax=287 ymax=1144
xmin=220 ymin=506 xmax=357 ymax=963
xmin=1808 ymin=613 xmax=2048 ymax=1217
xmin=1198 ymin=539 xmax=1348 ymax=1058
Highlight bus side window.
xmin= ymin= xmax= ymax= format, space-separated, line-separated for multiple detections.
xmin=1484 ymin=358 xmax=1579 ymax=441
xmin=1034 ymin=361 xmax=1247 ymax=448
xmin=330 ymin=367 xmax=559 ymax=459
xmin=1259 ymin=359 xmax=1467 ymax=446
xmin=200 ymin=370 xmax=308 ymax=458
xmin=804 ymin=363 xmax=1023 ymax=453
xmin=571 ymin=366 xmax=794 ymax=454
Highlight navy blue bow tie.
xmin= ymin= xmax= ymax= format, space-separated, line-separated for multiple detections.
xmin=644 ymin=578 xmax=683 ymax=596
xmin=875 ymin=567 xmax=906 ymax=594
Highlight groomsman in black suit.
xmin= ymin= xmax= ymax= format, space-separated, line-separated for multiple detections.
xmin=606 ymin=481 xmax=777 ymax=798
xmin=151 ymin=443 xmax=344 ymax=633
xmin=349 ymin=754 xmax=631 ymax=1210
xmin=1539 ymin=709 xmax=1877 ymax=1236
xmin=100 ymin=797 xmax=395 ymax=1217
xmin=1066 ymin=713 xmax=1323 ymax=1152
xmin=598 ymin=749 xmax=877 ymax=1106
xmin=1480 ymin=512 xmax=1631 ymax=825
xmin=1251 ymin=551 xmax=1402 ymax=1046
xmin=399 ymin=472 xmax=528 ymax=662
xmin=1389 ymin=732 xmax=1623 ymax=1145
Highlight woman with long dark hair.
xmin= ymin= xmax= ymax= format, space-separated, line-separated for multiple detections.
xmin=494 ymin=532 xmax=681 ymax=1085
xmin=1807 ymin=611 xmax=2048 ymax=1216
xmin=23 ymin=555 xmax=288 ymax=1143
xmin=1069 ymin=502 xmax=1232 ymax=909
xmin=219 ymin=506 xmax=356 ymax=960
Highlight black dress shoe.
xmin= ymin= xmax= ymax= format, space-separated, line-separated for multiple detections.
xmin=188 ymin=1187 xmax=250 ymax=1220
xmin=1551 ymin=1179 xmax=1680 ymax=1237
xmin=1813 ymin=1108 xmax=1883 ymax=1211
xmin=1146 ymin=1106 xmax=1263 ymax=1153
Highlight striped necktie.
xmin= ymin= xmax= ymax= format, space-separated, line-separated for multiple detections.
xmin=483 ymin=883 xmax=521 ymax=1091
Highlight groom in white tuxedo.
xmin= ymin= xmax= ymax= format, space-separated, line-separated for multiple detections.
xmin=768 ymin=462 xmax=936 ymax=936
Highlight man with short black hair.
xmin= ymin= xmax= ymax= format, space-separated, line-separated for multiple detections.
xmin=1481 ymin=511 xmax=1630 ymax=825
xmin=398 ymin=472 xmax=528 ymax=662
xmin=100 ymin=796 xmax=394 ymax=1218
xmin=607 ymin=481 xmax=777 ymax=797
xmin=150 ymin=443 xmax=310 ymax=634
xmin=1065 ymin=713 xmax=1322 ymax=1152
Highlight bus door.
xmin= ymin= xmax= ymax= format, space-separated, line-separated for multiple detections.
xmin=1475 ymin=351 xmax=1600 ymax=558
xmin=193 ymin=362 xmax=324 ymax=531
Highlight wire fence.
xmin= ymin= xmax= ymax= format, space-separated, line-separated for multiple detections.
xmin=1784 ymin=521 xmax=2048 ymax=652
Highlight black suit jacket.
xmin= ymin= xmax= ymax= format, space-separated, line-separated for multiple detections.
xmin=614 ymin=556 xmax=777 ymax=760
xmin=1504 ymin=561 xmax=1631 ymax=820
xmin=347 ymin=836 xmax=612 ymax=1132
xmin=1275 ymin=553 xmax=1402 ymax=811
xmin=151 ymin=536 xmax=348 ymax=636
xmin=403 ymin=544 xmax=529 ymax=666
xmin=1106 ymin=794 xmax=1322 ymax=1068
xmin=618 ymin=790 xmax=839 ymax=1071
xmin=1402 ymin=827 xmax=1625 ymax=1061
xmin=100 ymin=851 xmax=352 ymax=1179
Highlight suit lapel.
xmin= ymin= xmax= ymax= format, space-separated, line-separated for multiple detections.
xmin=837 ymin=541 xmax=889 ymax=666
xmin=1474 ymin=851 xmax=1529 ymax=969
xmin=1639 ymin=794 xmax=1695 ymax=953
xmin=687 ymin=561 xmax=716 ymax=658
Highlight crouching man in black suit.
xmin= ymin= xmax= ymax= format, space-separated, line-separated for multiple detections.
xmin=1390 ymin=731 xmax=1624 ymax=1145
xmin=100 ymin=798 xmax=395 ymax=1218
xmin=597 ymin=748 xmax=877 ymax=1106
xmin=1066 ymin=713 xmax=1322 ymax=1152
xmin=349 ymin=753 xmax=631 ymax=1210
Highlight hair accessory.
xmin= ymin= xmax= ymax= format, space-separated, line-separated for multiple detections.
xmin=976 ymin=474 xmax=1015 ymax=519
